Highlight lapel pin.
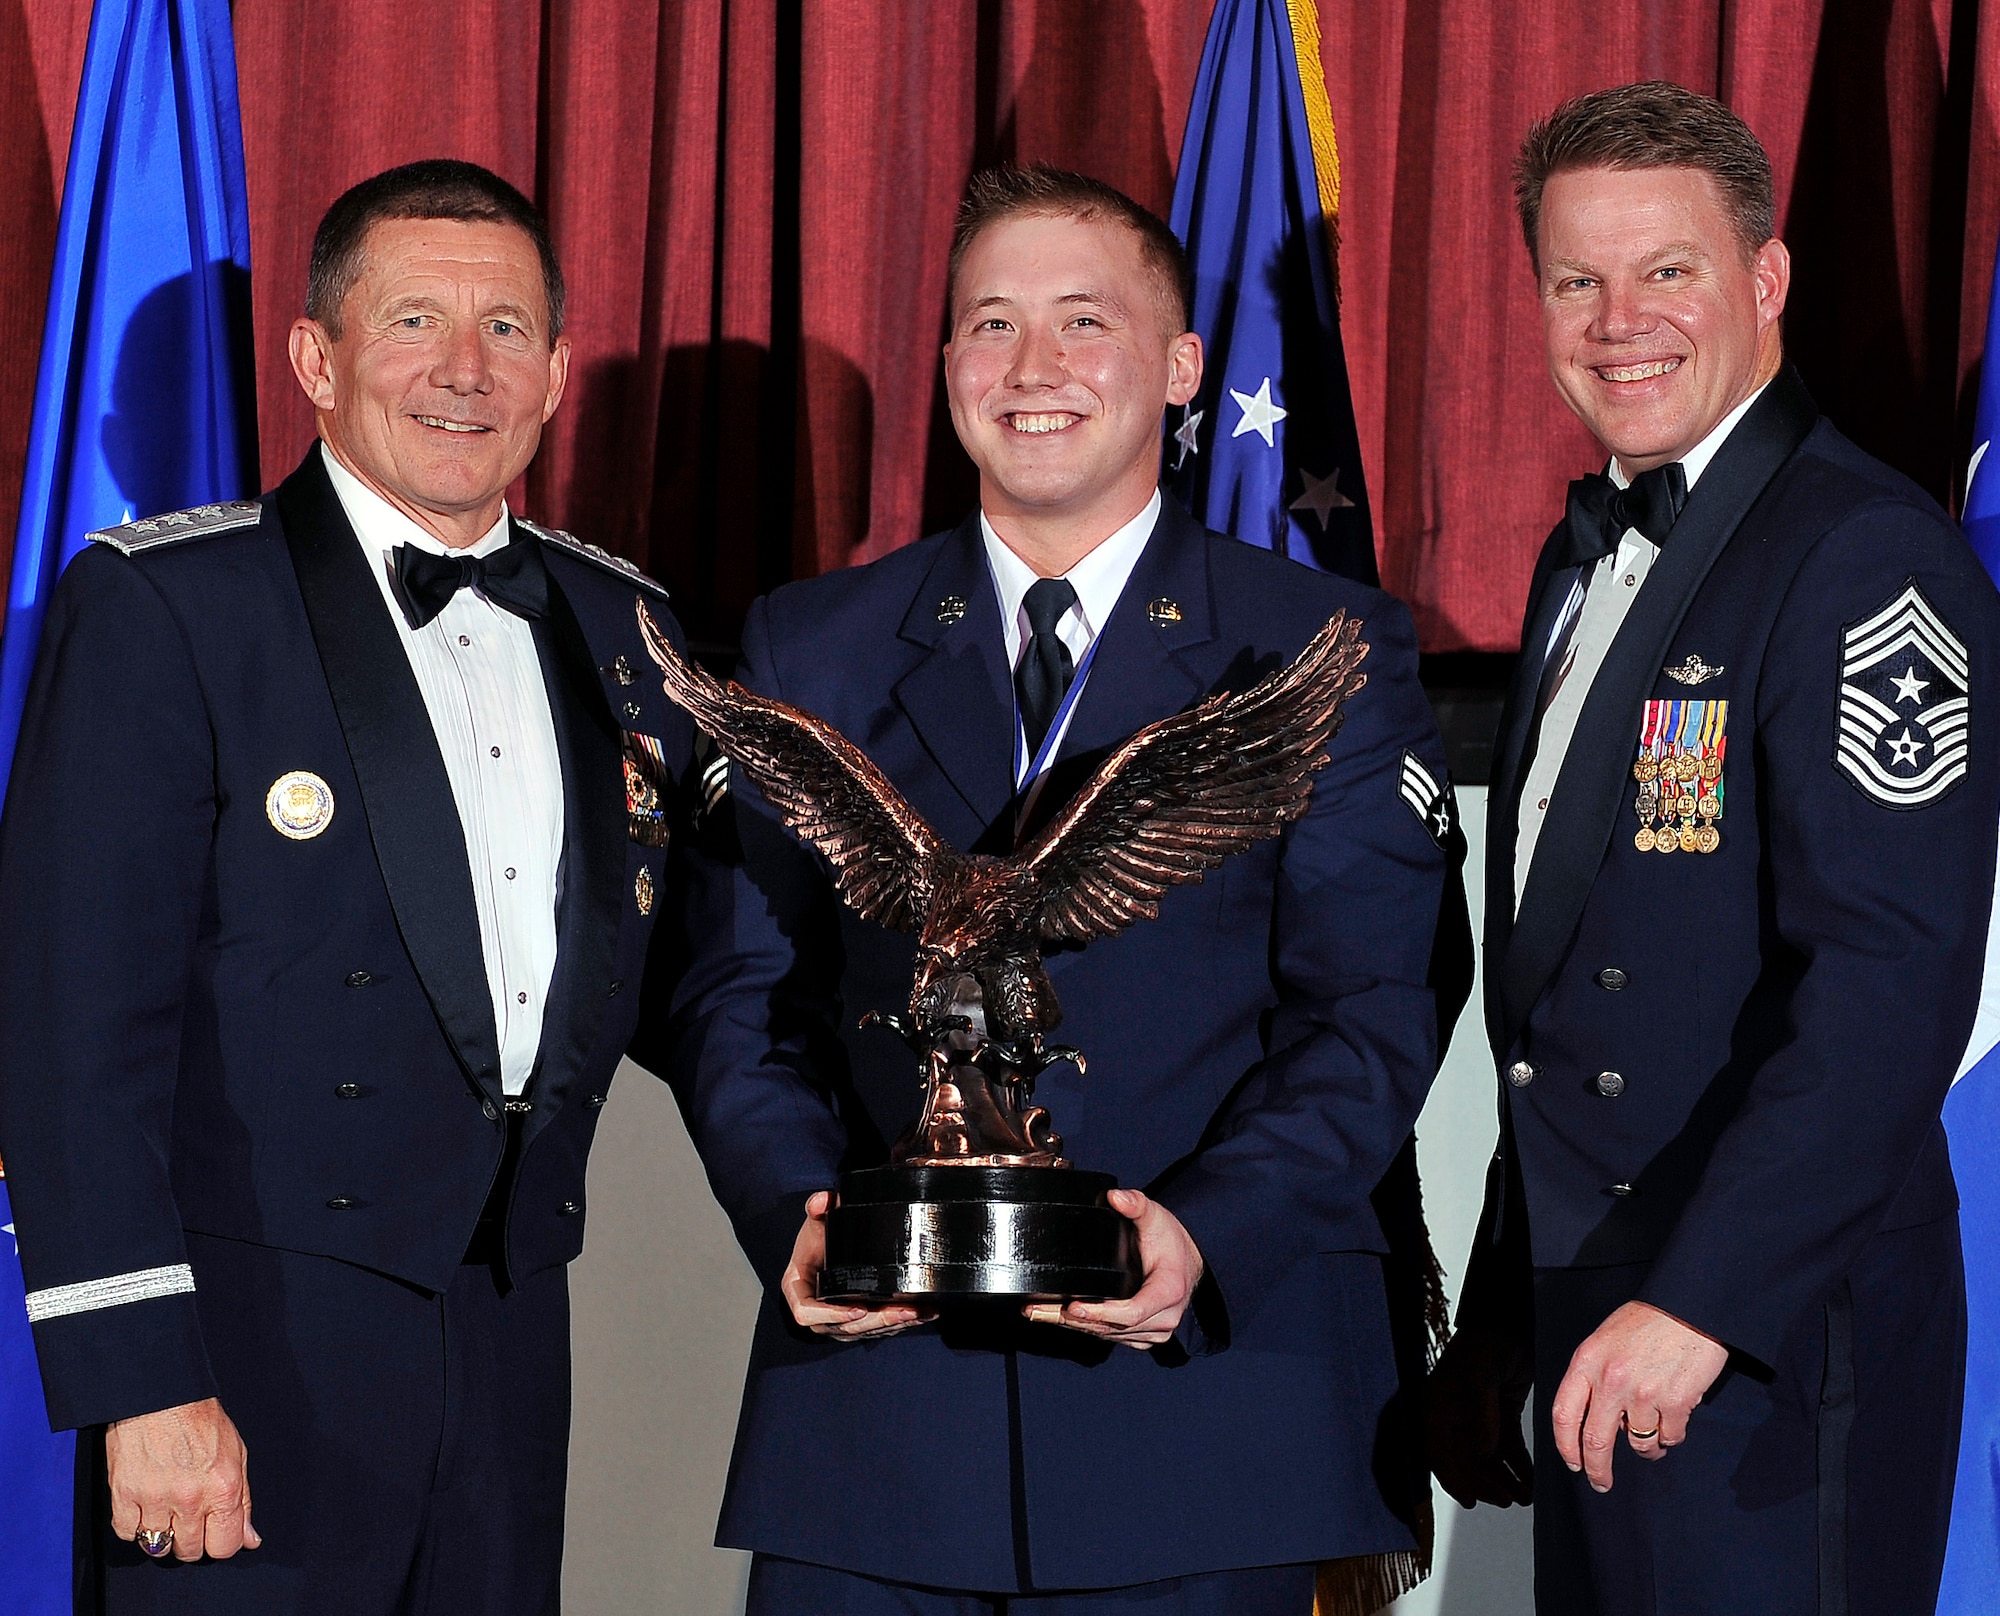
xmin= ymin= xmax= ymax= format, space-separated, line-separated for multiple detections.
xmin=936 ymin=595 xmax=967 ymax=625
xmin=623 ymin=701 xmax=643 ymax=722
xmin=1663 ymin=654 xmax=1723 ymax=686
xmin=1147 ymin=597 xmax=1183 ymax=626
xmin=266 ymin=770 xmax=335 ymax=841
xmin=611 ymin=655 xmax=639 ymax=686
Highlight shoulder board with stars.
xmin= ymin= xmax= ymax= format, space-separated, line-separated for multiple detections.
xmin=87 ymin=501 xmax=263 ymax=555
xmin=516 ymin=517 xmax=670 ymax=599
xmin=1399 ymin=750 xmax=1458 ymax=849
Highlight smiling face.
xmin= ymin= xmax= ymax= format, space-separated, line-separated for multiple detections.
xmin=288 ymin=216 xmax=570 ymax=546
xmin=944 ymin=211 xmax=1200 ymax=567
xmin=1536 ymin=164 xmax=1788 ymax=474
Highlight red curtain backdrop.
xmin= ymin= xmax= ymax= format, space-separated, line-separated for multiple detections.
xmin=4 ymin=0 xmax=1998 ymax=652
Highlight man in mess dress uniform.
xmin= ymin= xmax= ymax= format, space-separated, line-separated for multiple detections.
xmin=0 ymin=160 xmax=692 ymax=1614
xmin=1428 ymin=81 xmax=2000 ymax=1616
xmin=653 ymin=165 xmax=1470 ymax=1616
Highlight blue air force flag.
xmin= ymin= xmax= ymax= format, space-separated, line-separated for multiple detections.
xmin=0 ymin=0 xmax=258 ymax=797
xmin=1940 ymin=241 xmax=2000 ymax=1613
xmin=1164 ymin=0 xmax=1376 ymax=583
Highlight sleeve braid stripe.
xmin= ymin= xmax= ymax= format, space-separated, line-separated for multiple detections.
xmin=25 ymin=1263 xmax=195 ymax=1323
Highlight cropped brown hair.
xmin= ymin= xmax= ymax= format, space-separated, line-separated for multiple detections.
xmin=306 ymin=159 xmax=566 ymax=339
xmin=948 ymin=164 xmax=1194 ymax=336
xmin=1514 ymin=82 xmax=1775 ymax=269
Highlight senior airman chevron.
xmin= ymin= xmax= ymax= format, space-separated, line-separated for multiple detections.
xmin=1835 ymin=579 xmax=1970 ymax=810
xmin=1398 ymin=750 xmax=1455 ymax=848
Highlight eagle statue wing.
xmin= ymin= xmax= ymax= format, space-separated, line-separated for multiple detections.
xmin=1019 ymin=610 xmax=1370 ymax=944
xmin=638 ymin=602 xmax=950 ymax=932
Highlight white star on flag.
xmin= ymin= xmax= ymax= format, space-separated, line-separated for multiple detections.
xmin=1891 ymin=665 xmax=1930 ymax=705
xmin=1229 ymin=377 xmax=1287 ymax=447
xmin=1289 ymin=467 xmax=1355 ymax=530
xmin=1173 ymin=405 xmax=1204 ymax=470
xmin=3 ymin=1222 xmax=15 ymax=1257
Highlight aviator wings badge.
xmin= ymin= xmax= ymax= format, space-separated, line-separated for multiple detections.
xmin=1663 ymin=653 xmax=1724 ymax=686
xmin=1835 ymin=579 xmax=1969 ymax=810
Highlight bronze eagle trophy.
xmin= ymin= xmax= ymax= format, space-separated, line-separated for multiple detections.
xmin=639 ymin=600 xmax=1370 ymax=1300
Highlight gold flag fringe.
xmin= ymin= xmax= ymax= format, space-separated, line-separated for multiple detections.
xmin=1284 ymin=0 xmax=1344 ymax=299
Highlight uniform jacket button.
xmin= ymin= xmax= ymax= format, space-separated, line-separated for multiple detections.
xmin=1608 ymin=1182 xmax=1638 ymax=1197
xmin=586 ymin=1092 xmax=608 ymax=1109
xmin=335 ymin=1082 xmax=361 ymax=1099
xmin=482 ymin=1097 xmax=500 ymax=1122
xmin=558 ymin=1199 xmax=581 ymax=1217
xmin=1507 ymin=1060 xmax=1536 ymax=1087
xmin=1595 ymin=1071 xmax=1626 ymax=1098
xmin=1595 ymin=967 xmax=1629 ymax=991
xmin=326 ymin=1196 xmax=356 ymax=1210
xmin=345 ymin=970 xmax=372 ymax=988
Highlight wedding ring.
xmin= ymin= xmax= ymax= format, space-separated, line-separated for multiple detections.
xmin=1626 ymin=1424 xmax=1660 ymax=1442
xmin=135 ymin=1527 xmax=174 ymax=1559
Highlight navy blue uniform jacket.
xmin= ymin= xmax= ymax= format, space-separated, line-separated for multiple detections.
xmin=1460 ymin=370 xmax=2000 ymax=1369
xmin=0 ymin=448 xmax=693 ymax=1430
xmin=656 ymin=499 xmax=1458 ymax=1590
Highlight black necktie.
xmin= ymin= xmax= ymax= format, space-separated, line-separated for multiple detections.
xmin=1559 ymin=461 xmax=1689 ymax=570
xmin=393 ymin=533 xmax=551 ymax=630
xmin=1016 ymin=577 xmax=1079 ymax=760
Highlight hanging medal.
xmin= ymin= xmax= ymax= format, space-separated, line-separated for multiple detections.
xmin=1633 ymin=700 xmax=1667 ymax=851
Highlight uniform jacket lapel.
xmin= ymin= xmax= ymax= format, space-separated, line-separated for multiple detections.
xmin=1497 ymin=370 xmax=1820 ymax=1050
xmin=1482 ymin=539 xmax=1581 ymax=1047
xmin=278 ymin=449 xmax=502 ymax=1099
xmin=891 ymin=514 xmax=1018 ymax=841
xmin=523 ymin=549 xmax=625 ymax=1141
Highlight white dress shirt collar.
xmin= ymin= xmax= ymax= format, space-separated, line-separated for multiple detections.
xmin=980 ymin=488 xmax=1161 ymax=667
xmin=1609 ymin=379 xmax=1770 ymax=493
xmin=320 ymin=441 xmax=512 ymax=583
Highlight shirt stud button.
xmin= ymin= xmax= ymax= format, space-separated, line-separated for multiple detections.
xmin=1537 ymin=797 xmax=1549 ymax=811
xmin=1596 ymin=1071 xmax=1626 ymax=1098
xmin=517 ymin=991 xmax=528 ymax=1005
xmin=558 ymin=1200 xmax=581 ymax=1217
xmin=490 ymin=746 xmax=501 ymax=758
xmin=345 ymin=970 xmax=372 ymax=988
xmin=1596 ymin=967 xmax=1629 ymax=991
xmin=1508 ymin=1060 xmax=1536 ymax=1087
xmin=458 ymin=634 xmax=471 ymax=647
xmin=504 ymin=867 xmax=517 ymax=880
xmin=335 ymin=1083 xmax=361 ymax=1099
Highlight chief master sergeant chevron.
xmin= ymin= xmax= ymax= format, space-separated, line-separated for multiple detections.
xmin=0 ymin=160 xmax=692 ymax=1614
xmin=1427 ymin=83 xmax=2000 ymax=1615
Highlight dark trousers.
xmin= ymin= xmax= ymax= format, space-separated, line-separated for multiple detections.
xmin=744 ymin=1558 xmax=1317 ymax=1615
xmin=1531 ymin=1216 xmax=1965 ymax=1616
xmin=83 ymin=1231 xmax=571 ymax=1616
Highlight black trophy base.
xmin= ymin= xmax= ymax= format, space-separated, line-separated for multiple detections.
xmin=819 ymin=1165 xmax=1142 ymax=1302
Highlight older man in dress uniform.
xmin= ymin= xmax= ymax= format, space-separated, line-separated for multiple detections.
xmin=1429 ymin=82 xmax=2000 ymax=1616
xmin=0 ymin=160 xmax=691 ymax=1614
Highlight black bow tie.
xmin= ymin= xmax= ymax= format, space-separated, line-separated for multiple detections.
xmin=1560 ymin=462 xmax=1689 ymax=569
xmin=393 ymin=532 xmax=550 ymax=629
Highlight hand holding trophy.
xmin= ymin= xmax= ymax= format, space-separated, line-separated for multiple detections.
xmin=640 ymin=601 xmax=1369 ymax=1304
